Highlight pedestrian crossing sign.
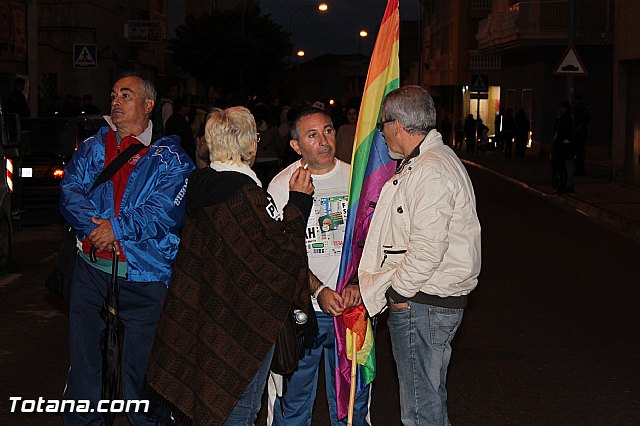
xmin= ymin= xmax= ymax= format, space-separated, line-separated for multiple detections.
xmin=471 ymin=74 xmax=489 ymax=92
xmin=73 ymin=44 xmax=97 ymax=69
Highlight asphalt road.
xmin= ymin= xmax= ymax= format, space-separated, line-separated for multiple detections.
xmin=1 ymin=165 xmax=639 ymax=425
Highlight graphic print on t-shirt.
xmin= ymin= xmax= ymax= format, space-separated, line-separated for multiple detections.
xmin=305 ymin=190 xmax=348 ymax=258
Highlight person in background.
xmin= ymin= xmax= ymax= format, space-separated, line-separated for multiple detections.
xmin=267 ymin=107 xmax=371 ymax=426
xmin=7 ymin=77 xmax=30 ymax=118
xmin=79 ymin=94 xmax=100 ymax=115
xmin=514 ymin=109 xmax=530 ymax=158
xmin=573 ymin=95 xmax=590 ymax=176
xmin=552 ymin=101 xmax=575 ymax=193
xmin=60 ymin=72 xmax=194 ymax=425
xmin=359 ymin=85 xmax=481 ymax=426
xmin=335 ymin=105 xmax=358 ymax=164
xmin=476 ymin=118 xmax=489 ymax=151
xmin=252 ymin=104 xmax=285 ymax=185
xmin=463 ymin=114 xmax=476 ymax=153
xmin=152 ymin=83 xmax=180 ymax=140
xmin=145 ymin=106 xmax=314 ymax=425
xmin=502 ymin=108 xmax=516 ymax=158
xmin=165 ymin=96 xmax=196 ymax=162
xmin=440 ymin=113 xmax=453 ymax=147
xmin=494 ymin=108 xmax=504 ymax=152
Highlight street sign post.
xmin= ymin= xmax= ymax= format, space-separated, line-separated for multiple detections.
xmin=470 ymin=75 xmax=489 ymax=134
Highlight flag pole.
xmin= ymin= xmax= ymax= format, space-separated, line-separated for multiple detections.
xmin=347 ymin=329 xmax=358 ymax=426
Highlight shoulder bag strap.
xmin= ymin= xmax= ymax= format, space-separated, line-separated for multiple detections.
xmin=91 ymin=143 xmax=146 ymax=191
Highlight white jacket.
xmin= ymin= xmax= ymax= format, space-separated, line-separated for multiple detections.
xmin=359 ymin=130 xmax=481 ymax=316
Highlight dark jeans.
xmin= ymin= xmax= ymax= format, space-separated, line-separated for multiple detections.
xmin=63 ymin=257 xmax=167 ymax=426
xmin=552 ymin=153 xmax=574 ymax=192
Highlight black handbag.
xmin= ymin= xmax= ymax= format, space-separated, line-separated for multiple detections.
xmin=271 ymin=299 xmax=318 ymax=376
xmin=44 ymin=143 xmax=146 ymax=300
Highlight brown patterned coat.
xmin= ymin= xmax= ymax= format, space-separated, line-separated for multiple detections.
xmin=146 ymin=167 xmax=312 ymax=425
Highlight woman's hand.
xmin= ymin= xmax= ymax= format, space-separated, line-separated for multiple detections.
xmin=289 ymin=166 xmax=314 ymax=195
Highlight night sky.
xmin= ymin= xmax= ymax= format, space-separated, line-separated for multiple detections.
xmin=258 ymin=0 xmax=419 ymax=59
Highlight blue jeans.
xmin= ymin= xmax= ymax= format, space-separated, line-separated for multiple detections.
xmin=270 ymin=312 xmax=370 ymax=426
xmin=63 ymin=257 xmax=167 ymax=426
xmin=223 ymin=346 xmax=274 ymax=425
xmin=387 ymin=301 xmax=463 ymax=426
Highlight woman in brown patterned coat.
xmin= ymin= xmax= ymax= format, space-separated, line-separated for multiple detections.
xmin=146 ymin=106 xmax=314 ymax=425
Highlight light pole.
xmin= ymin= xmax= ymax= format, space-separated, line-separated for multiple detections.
xmin=358 ymin=29 xmax=368 ymax=55
xmin=288 ymin=3 xmax=329 ymax=59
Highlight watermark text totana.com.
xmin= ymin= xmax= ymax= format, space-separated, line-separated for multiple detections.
xmin=9 ymin=396 xmax=149 ymax=413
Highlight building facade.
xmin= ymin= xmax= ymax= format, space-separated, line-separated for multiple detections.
xmin=422 ymin=0 xmax=615 ymax=162
xmin=612 ymin=0 xmax=640 ymax=183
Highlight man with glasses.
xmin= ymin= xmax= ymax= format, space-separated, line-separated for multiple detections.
xmin=361 ymin=86 xmax=481 ymax=426
xmin=266 ymin=107 xmax=370 ymax=425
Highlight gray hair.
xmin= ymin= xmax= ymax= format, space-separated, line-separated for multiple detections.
xmin=290 ymin=107 xmax=333 ymax=140
xmin=382 ymin=85 xmax=436 ymax=136
xmin=116 ymin=71 xmax=157 ymax=102
xmin=205 ymin=106 xmax=257 ymax=166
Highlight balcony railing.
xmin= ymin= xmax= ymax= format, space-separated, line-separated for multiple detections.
xmin=469 ymin=50 xmax=501 ymax=70
xmin=477 ymin=1 xmax=572 ymax=50
xmin=471 ymin=0 xmax=492 ymax=11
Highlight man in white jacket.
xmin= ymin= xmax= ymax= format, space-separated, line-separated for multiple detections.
xmin=359 ymin=86 xmax=481 ymax=426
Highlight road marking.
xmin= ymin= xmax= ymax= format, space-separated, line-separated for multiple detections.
xmin=0 ymin=273 xmax=23 ymax=289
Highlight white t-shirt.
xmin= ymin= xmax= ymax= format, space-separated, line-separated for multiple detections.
xmin=268 ymin=159 xmax=350 ymax=311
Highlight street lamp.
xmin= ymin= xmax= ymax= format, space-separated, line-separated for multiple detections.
xmin=358 ymin=29 xmax=368 ymax=54
xmin=288 ymin=3 xmax=329 ymax=34
xmin=297 ymin=50 xmax=306 ymax=57
xmin=288 ymin=3 xmax=329 ymax=58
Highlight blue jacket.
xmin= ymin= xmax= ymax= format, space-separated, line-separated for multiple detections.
xmin=60 ymin=126 xmax=195 ymax=285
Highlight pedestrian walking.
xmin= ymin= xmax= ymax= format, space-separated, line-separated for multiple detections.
xmin=359 ymin=85 xmax=481 ymax=426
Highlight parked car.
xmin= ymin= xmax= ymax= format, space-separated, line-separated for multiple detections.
xmin=15 ymin=115 xmax=106 ymax=204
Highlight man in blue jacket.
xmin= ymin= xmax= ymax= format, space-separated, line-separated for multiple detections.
xmin=60 ymin=72 xmax=194 ymax=425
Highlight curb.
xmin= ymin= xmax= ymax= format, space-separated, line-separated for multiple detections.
xmin=462 ymin=159 xmax=640 ymax=244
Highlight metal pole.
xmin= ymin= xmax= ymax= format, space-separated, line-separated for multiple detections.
xmin=418 ymin=0 xmax=424 ymax=86
xmin=567 ymin=0 xmax=576 ymax=103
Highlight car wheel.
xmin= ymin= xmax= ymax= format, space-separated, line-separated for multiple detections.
xmin=0 ymin=216 xmax=11 ymax=274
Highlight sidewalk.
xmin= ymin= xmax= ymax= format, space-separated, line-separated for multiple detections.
xmin=457 ymin=148 xmax=640 ymax=244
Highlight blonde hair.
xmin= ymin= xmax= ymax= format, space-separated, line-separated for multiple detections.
xmin=205 ymin=106 xmax=257 ymax=165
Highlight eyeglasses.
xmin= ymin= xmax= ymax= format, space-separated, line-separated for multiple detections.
xmin=256 ymin=132 xmax=261 ymax=143
xmin=376 ymin=119 xmax=394 ymax=132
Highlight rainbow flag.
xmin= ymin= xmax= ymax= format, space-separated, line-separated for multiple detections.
xmin=333 ymin=0 xmax=400 ymax=420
